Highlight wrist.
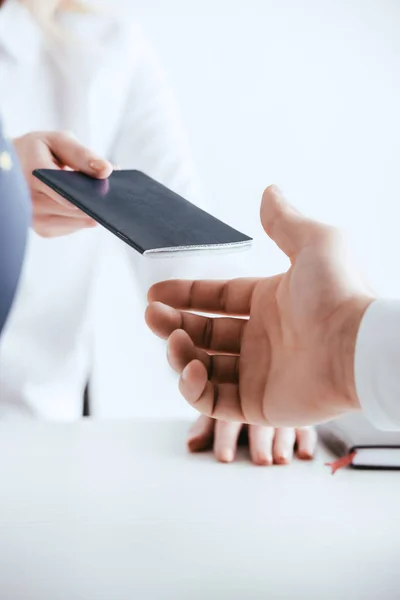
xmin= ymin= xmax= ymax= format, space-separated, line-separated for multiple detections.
xmin=330 ymin=296 xmax=375 ymax=413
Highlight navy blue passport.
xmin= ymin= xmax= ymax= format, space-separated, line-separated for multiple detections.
xmin=33 ymin=169 xmax=252 ymax=256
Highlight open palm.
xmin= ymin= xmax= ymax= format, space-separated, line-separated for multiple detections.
xmin=146 ymin=186 xmax=373 ymax=426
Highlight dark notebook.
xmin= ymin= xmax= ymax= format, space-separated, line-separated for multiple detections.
xmin=318 ymin=414 xmax=400 ymax=470
xmin=33 ymin=169 xmax=252 ymax=256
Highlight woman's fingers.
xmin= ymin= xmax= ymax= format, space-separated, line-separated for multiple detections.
xmin=32 ymin=179 xmax=75 ymax=208
xmin=32 ymin=190 xmax=96 ymax=235
xmin=34 ymin=215 xmax=96 ymax=238
xmin=33 ymin=192 xmax=84 ymax=218
xmin=273 ymin=428 xmax=296 ymax=465
xmin=186 ymin=417 xmax=244 ymax=463
xmin=145 ymin=302 xmax=246 ymax=354
xmin=44 ymin=131 xmax=113 ymax=178
xmin=187 ymin=415 xmax=214 ymax=453
xmin=295 ymin=427 xmax=317 ymax=460
xmin=248 ymin=425 xmax=274 ymax=466
xmin=213 ymin=420 xmax=243 ymax=463
xmin=187 ymin=418 xmax=316 ymax=467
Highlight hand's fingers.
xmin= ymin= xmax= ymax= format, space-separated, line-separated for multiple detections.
xmin=34 ymin=215 xmax=97 ymax=238
xmin=33 ymin=192 xmax=86 ymax=218
xmin=213 ymin=420 xmax=242 ymax=463
xmin=35 ymin=175 xmax=109 ymax=210
xmin=44 ymin=131 xmax=113 ymax=179
xmin=179 ymin=360 xmax=245 ymax=422
xmin=272 ymin=428 xmax=296 ymax=465
xmin=248 ymin=425 xmax=274 ymax=466
xmin=146 ymin=302 xmax=245 ymax=354
xmin=148 ymin=278 xmax=259 ymax=316
xmin=33 ymin=179 xmax=78 ymax=208
xmin=187 ymin=415 xmax=215 ymax=453
xmin=145 ymin=302 xmax=179 ymax=339
xmin=167 ymin=329 xmax=239 ymax=384
xmin=295 ymin=427 xmax=317 ymax=460
xmin=24 ymin=137 xmax=80 ymax=209
xmin=260 ymin=185 xmax=318 ymax=260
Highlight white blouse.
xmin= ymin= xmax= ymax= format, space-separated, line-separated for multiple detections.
xmin=0 ymin=0 xmax=245 ymax=420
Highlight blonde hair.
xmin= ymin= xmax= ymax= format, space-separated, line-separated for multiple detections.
xmin=20 ymin=0 xmax=91 ymax=30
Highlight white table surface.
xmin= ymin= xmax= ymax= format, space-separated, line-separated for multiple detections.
xmin=0 ymin=419 xmax=399 ymax=600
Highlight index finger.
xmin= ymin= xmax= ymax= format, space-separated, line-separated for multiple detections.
xmin=45 ymin=131 xmax=113 ymax=179
xmin=148 ymin=278 xmax=259 ymax=316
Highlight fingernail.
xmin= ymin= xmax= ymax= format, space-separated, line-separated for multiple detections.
xmin=187 ymin=436 xmax=202 ymax=453
xmin=89 ymin=159 xmax=107 ymax=173
xmin=219 ymin=449 xmax=234 ymax=463
xmin=275 ymin=453 xmax=290 ymax=465
xmin=298 ymin=451 xmax=313 ymax=461
xmin=254 ymin=453 xmax=273 ymax=466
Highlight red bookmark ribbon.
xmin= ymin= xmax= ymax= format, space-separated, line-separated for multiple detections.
xmin=325 ymin=451 xmax=357 ymax=475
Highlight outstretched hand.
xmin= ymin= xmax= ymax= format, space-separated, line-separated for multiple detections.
xmin=146 ymin=186 xmax=374 ymax=427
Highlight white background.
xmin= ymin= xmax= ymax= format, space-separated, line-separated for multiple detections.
xmin=118 ymin=0 xmax=400 ymax=286
xmin=97 ymin=0 xmax=400 ymax=417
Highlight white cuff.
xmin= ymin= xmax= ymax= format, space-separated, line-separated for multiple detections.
xmin=355 ymin=300 xmax=400 ymax=431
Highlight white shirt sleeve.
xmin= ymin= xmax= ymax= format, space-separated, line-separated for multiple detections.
xmin=355 ymin=299 xmax=400 ymax=430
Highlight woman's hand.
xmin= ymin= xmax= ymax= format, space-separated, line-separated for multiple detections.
xmin=13 ymin=131 xmax=113 ymax=238
xmin=187 ymin=416 xmax=317 ymax=465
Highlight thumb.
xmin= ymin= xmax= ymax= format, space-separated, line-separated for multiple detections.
xmin=260 ymin=185 xmax=317 ymax=259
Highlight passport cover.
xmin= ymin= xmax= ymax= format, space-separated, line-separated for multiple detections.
xmin=33 ymin=169 xmax=252 ymax=256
